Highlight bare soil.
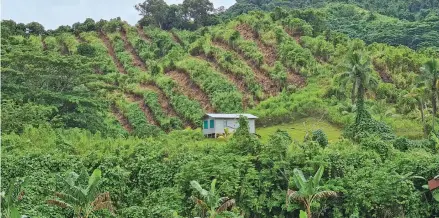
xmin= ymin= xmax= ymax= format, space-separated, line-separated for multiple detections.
xmin=170 ymin=31 xmax=183 ymax=46
xmin=212 ymin=41 xmax=279 ymax=97
xmin=235 ymin=23 xmax=277 ymax=66
xmin=287 ymin=70 xmax=306 ymax=88
xmin=41 ymin=37 xmax=47 ymax=51
xmin=111 ymin=105 xmax=133 ymax=133
xmin=75 ymin=34 xmax=86 ymax=43
xmin=285 ymin=28 xmax=301 ymax=44
xmin=373 ymin=60 xmax=393 ymax=83
xmin=139 ymin=83 xmax=193 ymax=128
xmin=125 ymin=93 xmax=158 ymax=126
xmin=195 ymin=55 xmax=255 ymax=108
xmin=99 ymin=31 xmax=128 ymax=74
xmin=120 ymin=28 xmax=148 ymax=70
xmin=166 ymin=70 xmax=215 ymax=112
xmin=137 ymin=26 xmax=151 ymax=42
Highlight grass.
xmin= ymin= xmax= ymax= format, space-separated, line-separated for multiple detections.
xmin=256 ymin=117 xmax=343 ymax=144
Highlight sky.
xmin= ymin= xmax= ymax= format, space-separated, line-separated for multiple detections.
xmin=1 ymin=0 xmax=236 ymax=30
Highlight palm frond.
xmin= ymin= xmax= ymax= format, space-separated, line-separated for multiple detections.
xmin=47 ymin=199 xmax=72 ymax=209
xmin=54 ymin=192 xmax=80 ymax=205
xmin=312 ymin=166 xmax=324 ymax=188
xmin=216 ymin=199 xmax=235 ymax=213
xmin=293 ymin=168 xmax=307 ymax=189
xmin=190 ymin=180 xmax=209 ymax=197
xmin=314 ymin=190 xmax=337 ymax=199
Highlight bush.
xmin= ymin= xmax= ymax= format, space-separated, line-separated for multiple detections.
xmin=312 ymin=129 xmax=328 ymax=147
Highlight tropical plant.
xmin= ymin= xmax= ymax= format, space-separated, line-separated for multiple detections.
xmin=47 ymin=169 xmax=115 ymax=218
xmin=338 ymin=41 xmax=378 ymax=106
xmin=287 ymin=166 xmax=337 ymax=218
xmin=420 ymin=58 xmax=439 ymax=130
xmin=1 ymin=177 xmax=28 ymax=218
xmin=190 ymin=179 xmax=240 ymax=218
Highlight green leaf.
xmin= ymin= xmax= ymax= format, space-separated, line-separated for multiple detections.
xmin=299 ymin=210 xmax=307 ymax=218
xmin=10 ymin=207 xmax=21 ymax=218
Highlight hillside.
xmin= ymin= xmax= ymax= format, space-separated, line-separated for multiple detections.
xmin=2 ymin=10 xmax=436 ymax=137
xmin=2 ymin=3 xmax=439 ymax=218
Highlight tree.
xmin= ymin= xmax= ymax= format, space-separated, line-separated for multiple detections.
xmin=190 ymin=179 xmax=240 ymax=218
xmin=135 ymin=0 xmax=169 ymax=29
xmin=338 ymin=40 xmax=378 ymax=115
xmin=47 ymin=169 xmax=114 ymax=218
xmin=404 ymin=83 xmax=430 ymax=132
xmin=182 ymin=0 xmax=214 ymax=26
xmin=420 ymin=58 xmax=439 ymax=131
xmin=25 ymin=22 xmax=45 ymax=35
xmin=287 ymin=166 xmax=337 ymax=218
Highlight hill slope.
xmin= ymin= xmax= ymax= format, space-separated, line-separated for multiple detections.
xmin=1 ymin=9 xmax=436 ymax=138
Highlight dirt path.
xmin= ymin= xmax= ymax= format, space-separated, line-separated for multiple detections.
xmin=195 ymin=55 xmax=254 ymax=108
xmin=285 ymin=28 xmax=301 ymax=44
xmin=212 ymin=41 xmax=278 ymax=96
xmin=373 ymin=60 xmax=393 ymax=83
xmin=235 ymin=24 xmax=277 ymax=66
xmin=287 ymin=70 xmax=306 ymax=88
xmin=75 ymin=34 xmax=86 ymax=43
xmin=139 ymin=83 xmax=178 ymax=117
xmin=137 ymin=26 xmax=151 ymax=43
xmin=166 ymin=70 xmax=215 ymax=112
xmin=125 ymin=93 xmax=158 ymax=126
xmin=120 ymin=28 xmax=148 ymax=70
xmin=111 ymin=105 xmax=133 ymax=133
xmin=41 ymin=37 xmax=47 ymax=51
xmin=99 ymin=31 xmax=128 ymax=74
xmin=170 ymin=31 xmax=183 ymax=46
xmin=139 ymin=83 xmax=192 ymax=128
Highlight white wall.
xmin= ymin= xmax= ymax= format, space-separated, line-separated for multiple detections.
xmin=203 ymin=118 xmax=256 ymax=135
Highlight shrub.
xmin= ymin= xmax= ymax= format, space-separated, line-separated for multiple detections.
xmin=312 ymin=129 xmax=328 ymax=147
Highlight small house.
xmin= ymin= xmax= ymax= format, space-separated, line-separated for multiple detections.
xmin=202 ymin=113 xmax=257 ymax=138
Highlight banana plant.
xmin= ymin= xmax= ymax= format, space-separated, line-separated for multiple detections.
xmin=287 ymin=166 xmax=337 ymax=218
xmin=1 ymin=177 xmax=28 ymax=218
xmin=47 ymin=169 xmax=114 ymax=218
xmin=190 ymin=179 xmax=240 ymax=218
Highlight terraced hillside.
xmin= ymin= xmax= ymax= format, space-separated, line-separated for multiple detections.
xmin=2 ymin=11 xmax=436 ymax=138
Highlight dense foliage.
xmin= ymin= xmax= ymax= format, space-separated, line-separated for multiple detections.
xmin=2 ymin=1 xmax=439 ymax=217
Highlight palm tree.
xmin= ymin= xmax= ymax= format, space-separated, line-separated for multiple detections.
xmin=190 ymin=179 xmax=240 ymax=218
xmin=287 ymin=166 xmax=337 ymax=218
xmin=404 ymin=83 xmax=430 ymax=132
xmin=47 ymin=169 xmax=114 ymax=218
xmin=338 ymin=43 xmax=378 ymax=109
xmin=420 ymin=58 xmax=439 ymax=131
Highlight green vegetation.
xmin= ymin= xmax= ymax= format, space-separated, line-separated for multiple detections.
xmin=2 ymin=0 xmax=439 ymax=217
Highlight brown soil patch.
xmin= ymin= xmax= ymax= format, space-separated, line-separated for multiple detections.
xmin=120 ymin=28 xmax=148 ymax=70
xmin=285 ymin=28 xmax=301 ymax=44
xmin=41 ymin=37 xmax=47 ymax=51
xmin=287 ymin=70 xmax=306 ymax=88
xmin=373 ymin=60 xmax=393 ymax=83
xmin=166 ymin=70 xmax=215 ymax=112
xmin=99 ymin=31 xmax=128 ymax=74
xmin=170 ymin=31 xmax=183 ymax=46
xmin=139 ymin=83 xmax=193 ymax=128
xmin=235 ymin=23 xmax=277 ymax=66
xmin=75 ymin=34 xmax=86 ymax=43
xmin=212 ymin=41 xmax=279 ymax=97
xmin=125 ymin=93 xmax=158 ymax=126
xmin=111 ymin=105 xmax=133 ymax=133
xmin=60 ymin=43 xmax=70 ymax=55
xmin=137 ymin=26 xmax=151 ymax=43
xmin=195 ymin=55 xmax=254 ymax=108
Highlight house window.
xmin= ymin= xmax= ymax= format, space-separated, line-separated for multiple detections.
xmin=203 ymin=120 xmax=208 ymax=129
xmin=210 ymin=120 xmax=214 ymax=128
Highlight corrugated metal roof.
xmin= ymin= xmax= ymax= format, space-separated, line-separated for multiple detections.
xmin=204 ymin=113 xmax=258 ymax=119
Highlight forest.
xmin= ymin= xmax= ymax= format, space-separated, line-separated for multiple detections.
xmin=1 ymin=0 xmax=439 ymax=217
